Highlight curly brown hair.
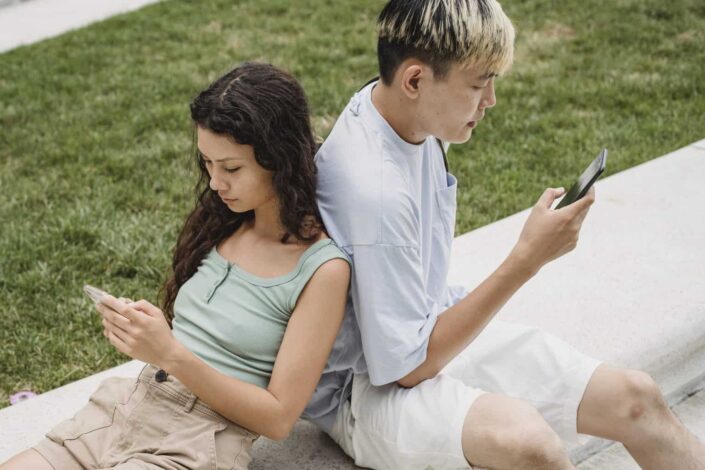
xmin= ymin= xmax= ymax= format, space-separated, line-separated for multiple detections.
xmin=159 ymin=62 xmax=323 ymax=325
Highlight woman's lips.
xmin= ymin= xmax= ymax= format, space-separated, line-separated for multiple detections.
xmin=467 ymin=121 xmax=477 ymax=129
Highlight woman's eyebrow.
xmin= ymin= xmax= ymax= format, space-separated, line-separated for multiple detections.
xmin=197 ymin=149 xmax=244 ymax=162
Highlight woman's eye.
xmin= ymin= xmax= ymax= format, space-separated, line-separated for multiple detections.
xmin=225 ymin=167 xmax=241 ymax=173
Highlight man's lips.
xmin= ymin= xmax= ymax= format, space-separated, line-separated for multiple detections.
xmin=468 ymin=117 xmax=483 ymax=128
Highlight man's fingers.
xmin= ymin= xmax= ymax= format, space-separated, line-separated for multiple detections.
xmin=556 ymin=186 xmax=596 ymax=216
xmin=538 ymin=187 xmax=565 ymax=209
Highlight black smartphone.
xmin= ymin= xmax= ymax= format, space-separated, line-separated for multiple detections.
xmin=554 ymin=148 xmax=607 ymax=210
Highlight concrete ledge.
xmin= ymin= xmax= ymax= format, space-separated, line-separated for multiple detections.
xmin=1 ymin=140 xmax=703 ymax=467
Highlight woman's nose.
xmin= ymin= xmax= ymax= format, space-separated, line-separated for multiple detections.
xmin=209 ymin=172 xmax=226 ymax=191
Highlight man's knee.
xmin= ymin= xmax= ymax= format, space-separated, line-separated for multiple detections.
xmin=616 ymin=369 xmax=668 ymax=421
xmin=462 ymin=394 xmax=568 ymax=468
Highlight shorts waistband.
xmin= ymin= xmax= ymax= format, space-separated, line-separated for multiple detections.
xmin=137 ymin=363 xmax=224 ymax=420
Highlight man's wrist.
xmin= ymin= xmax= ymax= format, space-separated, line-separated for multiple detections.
xmin=505 ymin=245 xmax=540 ymax=280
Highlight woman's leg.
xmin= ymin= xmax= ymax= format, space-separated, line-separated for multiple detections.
xmin=2 ymin=448 xmax=55 ymax=470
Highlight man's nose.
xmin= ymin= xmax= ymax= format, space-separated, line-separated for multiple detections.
xmin=480 ymin=81 xmax=497 ymax=110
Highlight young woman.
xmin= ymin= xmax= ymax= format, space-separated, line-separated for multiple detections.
xmin=4 ymin=62 xmax=351 ymax=470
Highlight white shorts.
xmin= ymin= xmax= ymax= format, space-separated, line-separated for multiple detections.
xmin=329 ymin=320 xmax=602 ymax=470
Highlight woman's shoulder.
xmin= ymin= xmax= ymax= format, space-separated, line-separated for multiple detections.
xmin=300 ymin=233 xmax=350 ymax=271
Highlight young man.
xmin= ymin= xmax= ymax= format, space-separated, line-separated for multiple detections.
xmin=304 ymin=1 xmax=705 ymax=468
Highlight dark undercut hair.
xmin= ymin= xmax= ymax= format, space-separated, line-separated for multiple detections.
xmin=377 ymin=0 xmax=516 ymax=85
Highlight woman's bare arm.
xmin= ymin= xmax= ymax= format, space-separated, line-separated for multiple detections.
xmin=99 ymin=258 xmax=349 ymax=440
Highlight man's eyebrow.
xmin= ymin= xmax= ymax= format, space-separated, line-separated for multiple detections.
xmin=197 ymin=149 xmax=244 ymax=162
xmin=478 ymin=72 xmax=498 ymax=80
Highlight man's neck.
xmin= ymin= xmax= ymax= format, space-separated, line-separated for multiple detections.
xmin=371 ymin=82 xmax=428 ymax=145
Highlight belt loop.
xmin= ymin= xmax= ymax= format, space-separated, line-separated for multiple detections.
xmin=183 ymin=394 xmax=198 ymax=413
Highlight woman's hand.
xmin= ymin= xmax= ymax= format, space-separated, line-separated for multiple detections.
xmin=96 ymin=295 xmax=180 ymax=369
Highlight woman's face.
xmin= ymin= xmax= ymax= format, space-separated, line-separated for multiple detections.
xmin=196 ymin=126 xmax=276 ymax=213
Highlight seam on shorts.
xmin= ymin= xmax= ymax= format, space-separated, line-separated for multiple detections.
xmin=31 ymin=444 xmax=60 ymax=470
xmin=231 ymin=435 xmax=246 ymax=470
xmin=62 ymin=379 xmax=140 ymax=443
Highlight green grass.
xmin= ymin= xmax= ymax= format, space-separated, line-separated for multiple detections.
xmin=1 ymin=0 xmax=704 ymax=406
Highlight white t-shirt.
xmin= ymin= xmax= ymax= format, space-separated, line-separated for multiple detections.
xmin=303 ymin=81 xmax=468 ymax=432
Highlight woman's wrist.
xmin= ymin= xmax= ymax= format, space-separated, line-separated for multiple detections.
xmin=160 ymin=339 xmax=190 ymax=375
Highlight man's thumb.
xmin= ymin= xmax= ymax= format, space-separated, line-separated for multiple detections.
xmin=539 ymin=187 xmax=565 ymax=208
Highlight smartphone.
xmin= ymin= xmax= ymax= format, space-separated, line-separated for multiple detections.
xmin=83 ymin=284 xmax=109 ymax=305
xmin=554 ymin=148 xmax=607 ymax=210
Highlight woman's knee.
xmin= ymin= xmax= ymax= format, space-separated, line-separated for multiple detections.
xmin=462 ymin=394 xmax=568 ymax=468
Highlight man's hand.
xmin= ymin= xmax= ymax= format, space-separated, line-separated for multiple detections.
xmin=96 ymin=295 xmax=181 ymax=369
xmin=511 ymin=186 xmax=596 ymax=274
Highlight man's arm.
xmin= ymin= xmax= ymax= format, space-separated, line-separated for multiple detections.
xmin=398 ymin=186 xmax=596 ymax=387
xmin=396 ymin=249 xmax=535 ymax=387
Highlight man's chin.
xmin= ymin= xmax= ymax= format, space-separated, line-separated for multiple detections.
xmin=442 ymin=129 xmax=473 ymax=145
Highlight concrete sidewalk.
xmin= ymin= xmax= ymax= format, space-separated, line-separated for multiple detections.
xmin=0 ymin=0 xmax=160 ymax=53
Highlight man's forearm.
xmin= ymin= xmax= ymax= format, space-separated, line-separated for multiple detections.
xmin=398 ymin=250 xmax=537 ymax=387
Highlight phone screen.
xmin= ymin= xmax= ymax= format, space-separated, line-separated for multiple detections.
xmin=554 ymin=148 xmax=607 ymax=209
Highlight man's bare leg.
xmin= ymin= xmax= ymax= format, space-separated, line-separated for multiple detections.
xmin=577 ymin=364 xmax=705 ymax=469
xmin=462 ymin=393 xmax=575 ymax=469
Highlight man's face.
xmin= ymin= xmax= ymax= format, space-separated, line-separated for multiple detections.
xmin=418 ymin=62 xmax=497 ymax=144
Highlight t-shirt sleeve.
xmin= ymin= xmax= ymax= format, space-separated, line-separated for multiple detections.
xmin=350 ymin=243 xmax=439 ymax=386
xmin=446 ymin=284 xmax=469 ymax=307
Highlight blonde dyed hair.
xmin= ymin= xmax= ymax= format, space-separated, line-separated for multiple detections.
xmin=377 ymin=0 xmax=515 ymax=83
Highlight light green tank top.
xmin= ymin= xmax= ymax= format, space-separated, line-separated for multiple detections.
xmin=172 ymin=238 xmax=350 ymax=389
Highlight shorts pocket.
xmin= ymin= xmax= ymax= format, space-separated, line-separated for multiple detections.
xmin=46 ymin=377 xmax=138 ymax=443
xmin=214 ymin=422 xmax=258 ymax=470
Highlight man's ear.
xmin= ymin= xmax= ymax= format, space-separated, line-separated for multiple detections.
xmin=399 ymin=62 xmax=425 ymax=100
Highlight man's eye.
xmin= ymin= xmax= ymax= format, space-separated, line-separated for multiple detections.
xmin=225 ymin=167 xmax=241 ymax=173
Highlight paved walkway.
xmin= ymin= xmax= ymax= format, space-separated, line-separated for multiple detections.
xmin=0 ymin=0 xmax=160 ymax=53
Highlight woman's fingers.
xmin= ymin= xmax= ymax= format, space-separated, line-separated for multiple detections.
xmin=107 ymin=328 xmax=130 ymax=355
xmin=98 ymin=303 xmax=131 ymax=327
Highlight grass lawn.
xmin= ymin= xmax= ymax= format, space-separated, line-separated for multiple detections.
xmin=1 ymin=0 xmax=704 ymax=406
